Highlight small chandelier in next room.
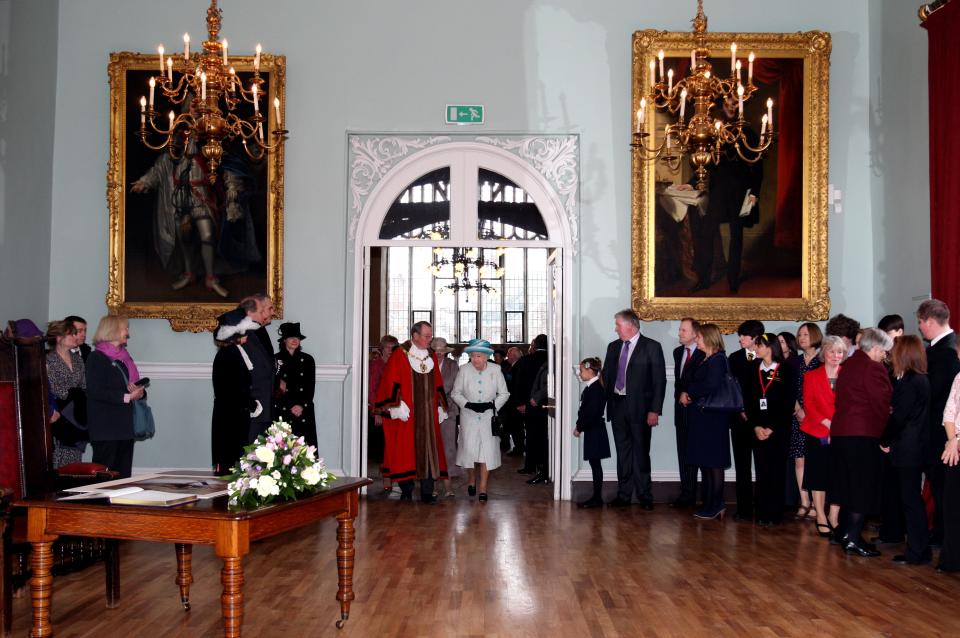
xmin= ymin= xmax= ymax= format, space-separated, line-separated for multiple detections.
xmin=137 ymin=0 xmax=287 ymax=183
xmin=429 ymin=247 xmax=505 ymax=295
xmin=632 ymin=0 xmax=775 ymax=189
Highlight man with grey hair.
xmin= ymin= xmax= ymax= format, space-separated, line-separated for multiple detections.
xmin=602 ymin=309 xmax=667 ymax=509
xmin=917 ymin=298 xmax=960 ymax=548
xmin=239 ymin=293 xmax=276 ymax=440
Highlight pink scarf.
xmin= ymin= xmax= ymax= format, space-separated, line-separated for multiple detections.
xmin=95 ymin=342 xmax=141 ymax=384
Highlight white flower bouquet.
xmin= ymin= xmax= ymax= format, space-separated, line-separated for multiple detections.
xmin=227 ymin=420 xmax=334 ymax=508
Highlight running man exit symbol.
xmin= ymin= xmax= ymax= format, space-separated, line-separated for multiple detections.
xmin=446 ymin=105 xmax=484 ymax=125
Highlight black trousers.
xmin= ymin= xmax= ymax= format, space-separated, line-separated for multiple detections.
xmin=926 ymin=461 xmax=945 ymax=541
xmin=525 ymin=407 xmax=548 ymax=472
xmin=753 ymin=428 xmax=788 ymax=523
xmin=589 ymin=458 xmax=603 ymax=499
xmin=399 ymin=470 xmax=435 ymax=500
xmin=92 ymin=439 xmax=135 ymax=478
xmin=506 ymin=408 xmax=525 ymax=453
xmin=939 ymin=463 xmax=960 ymax=571
xmin=730 ymin=418 xmax=755 ymax=517
xmin=609 ymin=396 xmax=653 ymax=502
xmin=897 ymin=466 xmax=931 ymax=562
xmin=692 ymin=216 xmax=746 ymax=289
xmin=878 ymin=454 xmax=906 ymax=542
xmin=674 ymin=404 xmax=698 ymax=501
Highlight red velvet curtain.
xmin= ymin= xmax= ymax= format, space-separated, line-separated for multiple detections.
xmin=923 ymin=2 xmax=960 ymax=321
xmin=753 ymin=59 xmax=804 ymax=249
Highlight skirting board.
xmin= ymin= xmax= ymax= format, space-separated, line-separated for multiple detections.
xmin=573 ymin=469 xmax=756 ymax=482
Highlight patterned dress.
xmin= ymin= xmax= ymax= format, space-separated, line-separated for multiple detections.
xmin=46 ymin=349 xmax=86 ymax=467
xmin=790 ymin=352 xmax=822 ymax=459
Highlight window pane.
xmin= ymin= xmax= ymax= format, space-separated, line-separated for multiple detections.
xmin=480 ymin=280 xmax=502 ymax=343
xmin=434 ymin=279 xmax=455 ymax=343
xmin=410 ymin=247 xmax=433 ymax=311
xmin=477 ymin=168 xmax=547 ymax=241
xmin=526 ymin=248 xmax=548 ymax=339
xmin=458 ymin=311 xmax=478 ymax=343
xmin=502 ymin=248 xmax=524 ymax=312
xmin=380 ymin=167 xmax=451 ymax=239
xmin=387 ymin=247 xmax=410 ymax=338
xmin=505 ymin=312 xmax=524 ymax=343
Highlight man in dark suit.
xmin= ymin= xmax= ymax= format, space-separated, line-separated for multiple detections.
xmin=512 ymin=336 xmax=549 ymax=478
xmin=727 ymin=319 xmax=765 ymax=520
xmin=602 ymin=309 xmax=667 ymax=509
xmin=240 ymin=293 xmax=276 ymax=441
xmin=672 ymin=317 xmax=705 ymax=507
xmin=917 ymin=299 xmax=960 ymax=547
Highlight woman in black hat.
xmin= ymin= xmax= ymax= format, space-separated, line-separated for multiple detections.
xmin=274 ymin=322 xmax=318 ymax=449
xmin=211 ymin=308 xmax=262 ymax=475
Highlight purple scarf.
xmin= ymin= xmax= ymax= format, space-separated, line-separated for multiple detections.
xmin=95 ymin=342 xmax=140 ymax=384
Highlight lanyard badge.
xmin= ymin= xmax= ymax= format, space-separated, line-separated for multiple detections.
xmin=757 ymin=364 xmax=778 ymax=412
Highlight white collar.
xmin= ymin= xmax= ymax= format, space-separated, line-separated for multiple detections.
xmin=931 ymin=328 xmax=955 ymax=347
xmin=623 ymin=332 xmax=640 ymax=346
xmin=409 ymin=343 xmax=429 ymax=356
xmin=760 ymin=360 xmax=779 ymax=372
xmin=583 ymin=376 xmax=599 ymax=387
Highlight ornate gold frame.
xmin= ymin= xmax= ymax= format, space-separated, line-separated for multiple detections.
xmin=106 ymin=51 xmax=285 ymax=332
xmin=631 ymin=30 xmax=831 ymax=332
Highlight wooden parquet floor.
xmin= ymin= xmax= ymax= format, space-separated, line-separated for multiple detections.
xmin=10 ymin=460 xmax=960 ymax=637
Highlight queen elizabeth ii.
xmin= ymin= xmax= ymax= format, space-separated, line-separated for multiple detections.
xmin=451 ymin=339 xmax=510 ymax=502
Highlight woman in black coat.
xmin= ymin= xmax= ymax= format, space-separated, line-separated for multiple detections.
xmin=574 ymin=357 xmax=610 ymax=508
xmin=211 ymin=309 xmax=262 ymax=475
xmin=86 ymin=315 xmax=144 ymax=478
xmin=680 ymin=323 xmax=731 ymax=520
xmin=744 ymin=333 xmax=799 ymax=526
xmin=881 ymin=336 xmax=931 ymax=565
xmin=274 ymin=322 xmax=318 ymax=449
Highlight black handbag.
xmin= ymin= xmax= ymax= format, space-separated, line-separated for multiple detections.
xmin=696 ymin=360 xmax=744 ymax=413
xmin=490 ymin=408 xmax=504 ymax=438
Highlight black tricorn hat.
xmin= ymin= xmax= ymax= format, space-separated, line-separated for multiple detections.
xmin=277 ymin=322 xmax=306 ymax=342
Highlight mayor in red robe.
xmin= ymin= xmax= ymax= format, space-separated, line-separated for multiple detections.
xmin=374 ymin=322 xmax=449 ymax=503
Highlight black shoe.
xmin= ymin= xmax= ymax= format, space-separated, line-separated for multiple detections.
xmin=467 ymin=485 xmax=476 ymax=497
xmin=844 ymin=540 xmax=881 ymax=557
xmin=577 ymin=497 xmax=604 ymax=509
xmin=893 ymin=554 xmax=931 ymax=566
xmin=816 ymin=523 xmax=834 ymax=538
xmin=527 ymin=474 xmax=548 ymax=485
xmin=517 ymin=467 xmax=535 ymax=475
xmin=870 ymin=536 xmax=902 ymax=546
xmin=640 ymin=499 xmax=654 ymax=511
xmin=670 ymin=498 xmax=694 ymax=508
xmin=936 ymin=564 xmax=959 ymax=574
xmin=478 ymin=493 xmax=488 ymax=502
xmin=608 ymin=497 xmax=632 ymax=508
xmin=421 ymin=493 xmax=436 ymax=504
xmin=399 ymin=493 xmax=412 ymax=501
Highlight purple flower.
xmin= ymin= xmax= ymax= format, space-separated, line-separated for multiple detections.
xmin=291 ymin=467 xmax=298 ymax=474
xmin=282 ymin=454 xmax=292 ymax=466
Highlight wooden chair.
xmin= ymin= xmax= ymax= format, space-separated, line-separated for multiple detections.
xmin=0 ymin=334 xmax=121 ymax=629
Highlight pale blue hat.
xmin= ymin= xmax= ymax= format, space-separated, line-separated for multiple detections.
xmin=463 ymin=338 xmax=494 ymax=356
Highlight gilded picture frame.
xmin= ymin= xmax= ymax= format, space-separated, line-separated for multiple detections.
xmin=631 ymin=30 xmax=831 ymax=332
xmin=106 ymin=52 xmax=285 ymax=332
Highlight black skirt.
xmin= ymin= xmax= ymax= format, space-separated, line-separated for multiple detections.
xmin=802 ymin=432 xmax=831 ymax=492
xmin=830 ymin=436 xmax=883 ymax=514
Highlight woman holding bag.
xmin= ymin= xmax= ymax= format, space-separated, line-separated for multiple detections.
xmin=679 ymin=323 xmax=731 ymax=520
xmin=451 ymin=339 xmax=510 ymax=502
xmin=85 ymin=315 xmax=144 ymax=478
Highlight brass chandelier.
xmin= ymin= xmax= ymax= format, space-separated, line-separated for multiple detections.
xmin=429 ymin=247 xmax=505 ymax=296
xmin=137 ymin=0 xmax=287 ymax=183
xmin=632 ymin=0 xmax=774 ymax=189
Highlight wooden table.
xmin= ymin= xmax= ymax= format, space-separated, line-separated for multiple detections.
xmin=15 ymin=477 xmax=371 ymax=637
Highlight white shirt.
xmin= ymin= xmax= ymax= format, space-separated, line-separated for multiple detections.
xmin=931 ymin=328 xmax=955 ymax=348
xmin=759 ymin=360 xmax=779 ymax=373
xmin=614 ymin=331 xmax=641 ymax=396
xmin=583 ymin=375 xmax=600 ymax=388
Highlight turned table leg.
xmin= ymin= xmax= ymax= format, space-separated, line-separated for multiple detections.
xmin=104 ymin=539 xmax=120 ymax=609
xmin=175 ymin=543 xmax=193 ymax=610
xmin=29 ymin=541 xmax=54 ymax=638
xmin=220 ymin=556 xmax=244 ymax=638
xmin=335 ymin=512 xmax=356 ymax=629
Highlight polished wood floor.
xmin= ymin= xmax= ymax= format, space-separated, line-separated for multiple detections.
xmin=10 ymin=456 xmax=960 ymax=637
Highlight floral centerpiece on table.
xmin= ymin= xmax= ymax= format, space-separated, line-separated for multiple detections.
xmin=227 ymin=420 xmax=334 ymax=508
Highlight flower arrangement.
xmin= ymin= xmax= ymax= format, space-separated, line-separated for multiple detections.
xmin=227 ymin=420 xmax=334 ymax=508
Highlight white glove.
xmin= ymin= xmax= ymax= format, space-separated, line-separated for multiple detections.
xmin=388 ymin=401 xmax=411 ymax=422
xmin=438 ymin=406 xmax=448 ymax=423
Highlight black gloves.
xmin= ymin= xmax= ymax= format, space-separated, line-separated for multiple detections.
xmin=465 ymin=402 xmax=495 ymax=412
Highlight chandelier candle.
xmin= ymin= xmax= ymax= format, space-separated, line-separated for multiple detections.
xmin=183 ymin=33 xmax=189 ymax=61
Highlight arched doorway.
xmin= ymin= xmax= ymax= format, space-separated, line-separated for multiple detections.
xmin=347 ymin=136 xmax=579 ymax=499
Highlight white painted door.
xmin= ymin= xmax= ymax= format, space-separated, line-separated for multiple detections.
xmin=547 ymin=249 xmax=562 ymax=500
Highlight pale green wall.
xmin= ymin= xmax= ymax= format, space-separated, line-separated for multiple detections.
xmin=0 ymin=1 xmax=931 ymax=480
xmin=0 ymin=0 xmax=58 ymax=323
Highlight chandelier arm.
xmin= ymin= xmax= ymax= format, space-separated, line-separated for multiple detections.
xmin=736 ymin=133 xmax=775 ymax=156
xmin=137 ymin=131 xmax=175 ymax=152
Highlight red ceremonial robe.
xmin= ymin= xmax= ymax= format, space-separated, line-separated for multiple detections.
xmin=375 ymin=343 xmax=449 ymax=481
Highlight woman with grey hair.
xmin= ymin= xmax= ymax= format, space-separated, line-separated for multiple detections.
xmin=829 ymin=327 xmax=894 ymax=556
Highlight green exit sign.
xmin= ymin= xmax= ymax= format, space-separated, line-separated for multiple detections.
xmin=446 ymin=104 xmax=484 ymax=125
